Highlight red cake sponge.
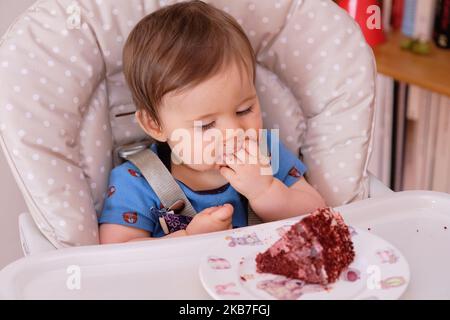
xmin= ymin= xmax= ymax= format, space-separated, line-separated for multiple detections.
xmin=255 ymin=207 xmax=355 ymax=285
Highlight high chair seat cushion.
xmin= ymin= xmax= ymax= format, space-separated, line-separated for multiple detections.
xmin=255 ymin=64 xmax=307 ymax=154
xmin=0 ymin=0 xmax=375 ymax=248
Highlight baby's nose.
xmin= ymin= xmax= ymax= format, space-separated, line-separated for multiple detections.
xmin=223 ymin=134 xmax=244 ymax=156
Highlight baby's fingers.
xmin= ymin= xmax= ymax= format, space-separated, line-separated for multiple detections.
xmin=210 ymin=203 xmax=234 ymax=222
xmin=243 ymin=137 xmax=259 ymax=158
xmin=198 ymin=206 xmax=220 ymax=216
xmin=219 ymin=165 xmax=236 ymax=182
xmin=235 ymin=142 xmax=257 ymax=165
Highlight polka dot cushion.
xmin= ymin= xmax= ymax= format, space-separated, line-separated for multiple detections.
xmin=255 ymin=64 xmax=307 ymax=154
xmin=0 ymin=0 xmax=375 ymax=248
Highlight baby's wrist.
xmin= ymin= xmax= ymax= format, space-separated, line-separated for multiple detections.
xmin=185 ymin=226 xmax=194 ymax=236
xmin=168 ymin=229 xmax=189 ymax=237
xmin=246 ymin=177 xmax=276 ymax=203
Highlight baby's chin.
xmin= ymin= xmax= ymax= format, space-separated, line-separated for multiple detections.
xmin=181 ymin=162 xmax=226 ymax=172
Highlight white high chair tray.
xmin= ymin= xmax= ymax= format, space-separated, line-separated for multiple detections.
xmin=1 ymin=190 xmax=449 ymax=300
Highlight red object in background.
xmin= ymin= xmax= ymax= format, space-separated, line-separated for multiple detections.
xmin=337 ymin=0 xmax=386 ymax=47
xmin=392 ymin=0 xmax=404 ymax=30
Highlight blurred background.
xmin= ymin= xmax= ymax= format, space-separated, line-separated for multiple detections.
xmin=1 ymin=0 xmax=449 ymax=270
xmin=335 ymin=0 xmax=450 ymax=193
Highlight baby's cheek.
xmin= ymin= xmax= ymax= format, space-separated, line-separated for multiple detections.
xmin=200 ymin=134 xmax=227 ymax=163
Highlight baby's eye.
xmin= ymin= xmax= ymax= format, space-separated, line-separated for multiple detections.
xmin=201 ymin=121 xmax=215 ymax=130
xmin=236 ymin=105 xmax=253 ymax=116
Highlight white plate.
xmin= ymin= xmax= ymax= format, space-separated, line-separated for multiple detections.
xmin=199 ymin=220 xmax=410 ymax=300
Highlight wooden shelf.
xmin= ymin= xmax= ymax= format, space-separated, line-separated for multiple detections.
xmin=373 ymin=31 xmax=450 ymax=97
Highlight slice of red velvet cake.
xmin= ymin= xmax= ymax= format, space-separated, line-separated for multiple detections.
xmin=255 ymin=207 xmax=355 ymax=285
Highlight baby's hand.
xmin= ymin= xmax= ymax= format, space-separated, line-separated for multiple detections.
xmin=219 ymin=138 xmax=274 ymax=201
xmin=186 ymin=204 xmax=233 ymax=235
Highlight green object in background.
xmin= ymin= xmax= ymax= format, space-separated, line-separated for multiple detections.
xmin=400 ymin=38 xmax=414 ymax=50
xmin=400 ymin=38 xmax=431 ymax=55
xmin=411 ymin=41 xmax=430 ymax=55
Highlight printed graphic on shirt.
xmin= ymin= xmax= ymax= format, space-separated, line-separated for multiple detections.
xmin=122 ymin=212 xmax=138 ymax=224
xmin=150 ymin=206 xmax=192 ymax=234
xmin=288 ymin=166 xmax=302 ymax=178
xmin=128 ymin=168 xmax=142 ymax=177
xmin=107 ymin=186 xmax=116 ymax=198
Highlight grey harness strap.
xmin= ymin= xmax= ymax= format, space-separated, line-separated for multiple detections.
xmin=126 ymin=148 xmax=263 ymax=226
xmin=127 ymin=149 xmax=197 ymax=218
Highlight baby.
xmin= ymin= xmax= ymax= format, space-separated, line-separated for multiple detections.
xmin=99 ymin=0 xmax=326 ymax=244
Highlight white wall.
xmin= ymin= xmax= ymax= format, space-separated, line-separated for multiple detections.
xmin=0 ymin=0 xmax=36 ymax=269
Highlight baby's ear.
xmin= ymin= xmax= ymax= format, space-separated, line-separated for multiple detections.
xmin=135 ymin=110 xmax=167 ymax=142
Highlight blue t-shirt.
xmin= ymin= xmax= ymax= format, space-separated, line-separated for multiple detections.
xmin=99 ymin=131 xmax=307 ymax=237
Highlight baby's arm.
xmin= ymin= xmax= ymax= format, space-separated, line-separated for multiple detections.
xmin=99 ymin=204 xmax=233 ymax=244
xmin=99 ymin=224 xmax=187 ymax=244
xmin=248 ymin=176 xmax=326 ymax=222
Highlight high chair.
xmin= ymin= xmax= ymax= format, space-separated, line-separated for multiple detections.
xmin=1 ymin=0 xmax=449 ymax=299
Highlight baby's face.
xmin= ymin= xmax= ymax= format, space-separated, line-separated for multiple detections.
xmin=157 ymin=62 xmax=263 ymax=171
